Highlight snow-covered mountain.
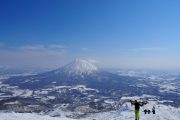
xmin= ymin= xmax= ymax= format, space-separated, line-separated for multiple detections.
xmin=55 ymin=59 xmax=98 ymax=76
xmin=3 ymin=59 xmax=131 ymax=90
xmin=2 ymin=60 xmax=180 ymax=106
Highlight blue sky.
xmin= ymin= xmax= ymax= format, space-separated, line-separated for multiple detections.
xmin=0 ymin=0 xmax=180 ymax=69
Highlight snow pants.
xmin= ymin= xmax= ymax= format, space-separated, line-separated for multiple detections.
xmin=135 ymin=110 xmax=140 ymax=120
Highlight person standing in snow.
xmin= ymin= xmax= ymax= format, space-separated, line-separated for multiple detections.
xmin=144 ymin=109 xmax=147 ymax=114
xmin=130 ymin=100 xmax=147 ymax=120
xmin=152 ymin=106 xmax=155 ymax=114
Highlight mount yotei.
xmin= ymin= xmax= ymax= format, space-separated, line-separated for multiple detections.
xmin=3 ymin=59 xmax=135 ymax=91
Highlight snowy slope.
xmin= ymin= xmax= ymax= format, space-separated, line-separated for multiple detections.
xmin=0 ymin=112 xmax=74 ymax=120
xmin=89 ymin=102 xmax=180 ymax=120
xmin=1 ymin=102 xmax=179 ymax=120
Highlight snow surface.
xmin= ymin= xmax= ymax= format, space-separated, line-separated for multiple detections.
xmin=89 ymin=102 xmax=180 ymax=120
xmin=0 ymin=112 xmax=74 ymax=120
xmin=70 ymin=85 xmax=99 ymax=92
xmin=0 ymin=102 xmax=179 ymax=120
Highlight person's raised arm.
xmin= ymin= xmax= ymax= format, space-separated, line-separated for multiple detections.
xmin=141 ymin=101 xmax=148 ymax=106
xmin=130 ymin=100 xmax=135 ymax=105
xmin=140 ymin=102 xmax=144 ymax=106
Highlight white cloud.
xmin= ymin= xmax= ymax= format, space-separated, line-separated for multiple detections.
xmin=0 ymin=44 xmax=70 ymax=68
xmin=18 ymin=44 xmax=68 ymax=54
xmin=132 ymin=47 xmax=168 ymax=52
xmin=81 ymin=48 xmax=89 ymax=51
xmin=19 ymin=45 xmax=45 ymax=51
xmin=49 ymin=44 xmax=68 ymax=49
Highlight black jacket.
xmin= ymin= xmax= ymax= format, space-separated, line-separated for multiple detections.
xmin=131 ymin=101 xmax=145 ymax=110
